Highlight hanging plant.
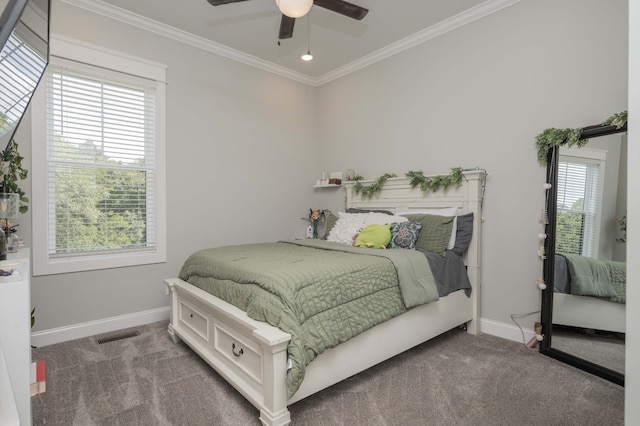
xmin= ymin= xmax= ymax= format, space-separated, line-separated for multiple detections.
xmin=534 ymin=110 xmax=627 ymax=165
xmin=353 ymin=168 xmax=465 ymax=199
xmin=0 ymin=140 xmax=29 ymax=213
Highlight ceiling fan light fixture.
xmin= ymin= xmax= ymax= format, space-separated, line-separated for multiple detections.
xmin=276 ymin=0 xmax=313 ymax=18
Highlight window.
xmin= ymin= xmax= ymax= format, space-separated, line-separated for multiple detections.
xmin=33 ymin=37 xmax=166 ymax=275
xmin=556 ymin=147 xmax=606 ymax=258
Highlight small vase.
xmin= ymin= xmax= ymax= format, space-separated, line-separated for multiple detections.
xmin=7 ymin=232 xmax=19 ymax=253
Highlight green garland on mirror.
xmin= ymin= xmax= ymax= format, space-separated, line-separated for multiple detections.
xmin=601 ymin=110 xmax=627 ymax=129
xmin=535 ymin=128 xmax=585 ymax=165
xmin=353 ymin=167 xmax=464 ymax=199
xmin=535 ymin=110 xmax=627 ymax=165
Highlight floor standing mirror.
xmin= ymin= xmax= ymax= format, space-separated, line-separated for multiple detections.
xmin=539 ymin=122 xmax=627 ymax=386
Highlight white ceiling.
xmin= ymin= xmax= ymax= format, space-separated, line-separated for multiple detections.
xmin=67 ymin=0 xmax=518 ymax=85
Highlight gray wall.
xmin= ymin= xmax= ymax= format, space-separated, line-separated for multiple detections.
xmin=315 ymin=0 xmax=628 ymax=334
xmin=28 ymin=0 xmax=318 ymax=332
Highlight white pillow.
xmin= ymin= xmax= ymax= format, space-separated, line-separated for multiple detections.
xmin=397 ymin=207 xmax=459 ymax=250
xmin=364 ymin=212 xmax=409 ymax=226
xmin=327 ymin=212 xmax=367 ymax=245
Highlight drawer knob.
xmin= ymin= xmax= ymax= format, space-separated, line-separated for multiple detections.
xmin=232 ymin=342 xmax=244 ymax=358
xmin=190 ymin=313 xmax=193 ymax=318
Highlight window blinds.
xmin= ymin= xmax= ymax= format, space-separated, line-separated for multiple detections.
xmin=45 ymin=63 xmax=157 ymax=256
xmin=556 ymin=158 xmax=601 ymax=257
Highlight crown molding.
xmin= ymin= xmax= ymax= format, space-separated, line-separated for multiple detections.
xmin=316 ymin=0 xmax=521 ymax=85
xmin=60 ymin=0 xmax=318 ymax=86
xmin=62 ymin=0 xmax=520 ymax=87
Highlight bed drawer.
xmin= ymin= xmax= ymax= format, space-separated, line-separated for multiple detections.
xmin=213 ymin=320 xmax=263 ymax=386
xmin=178 ymin=298 xmax=210 ymax=343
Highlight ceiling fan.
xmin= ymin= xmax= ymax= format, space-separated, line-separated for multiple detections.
xmin=206 ymin=0 xmax=369 ymax=40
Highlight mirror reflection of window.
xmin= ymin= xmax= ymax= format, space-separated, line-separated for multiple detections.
xmin=0 ymin=26 xmax=47 ymax=137
xmin=556 ymin=147 xmax=606 ymax=258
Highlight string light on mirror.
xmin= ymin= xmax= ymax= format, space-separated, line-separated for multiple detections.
xmin=301 ymin=12 xmax=313 ymax=61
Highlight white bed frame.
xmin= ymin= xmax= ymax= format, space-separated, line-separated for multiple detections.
xmin=165 ymin=170 xmax=485 ymax=426
xmin=553 ymin=293 xmax=626 ymax=333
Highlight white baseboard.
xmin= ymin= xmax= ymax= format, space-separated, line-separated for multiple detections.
xmin=31 ymin=306 xmax=170 ymax=348
xmin=480 ymin=316 xmax=536 ymax=345
xmin=30 ymin=310 xmax=531 ymax=349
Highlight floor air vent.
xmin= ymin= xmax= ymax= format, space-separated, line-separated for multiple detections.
xmin=95 ymin=330 xmax=140 ymax=345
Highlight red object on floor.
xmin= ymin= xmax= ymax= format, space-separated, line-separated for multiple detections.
xmin=30 ymin=360 xmax=46 ymax=396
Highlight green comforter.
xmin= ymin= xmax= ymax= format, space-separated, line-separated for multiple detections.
xmin=178 ymin=239 xmax=438 ymax=397
xmin=560 ymin=253 xmax=626 ymax=303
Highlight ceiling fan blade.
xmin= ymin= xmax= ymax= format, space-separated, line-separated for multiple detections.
xmin=314 ymin=0 xmax=368 ymax=20
xmin=206 ymin=0 xmax=250 ymax=6
xmin=278 ymin=15 xmax=295 ymax=39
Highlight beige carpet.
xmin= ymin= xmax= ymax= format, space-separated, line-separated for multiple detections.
xmin=32 ymin=320 xmax=624 ymax=425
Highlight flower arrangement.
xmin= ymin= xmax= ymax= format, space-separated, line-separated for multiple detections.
xmin=304 ymin=208 xmax=331 ymax=238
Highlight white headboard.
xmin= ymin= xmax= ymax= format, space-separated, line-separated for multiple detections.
xmin=342 ymin=169 xmax=485 ymax=333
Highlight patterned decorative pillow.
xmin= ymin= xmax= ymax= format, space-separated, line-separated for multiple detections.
xmin=388 ymin=221 xmax=422 ymax=249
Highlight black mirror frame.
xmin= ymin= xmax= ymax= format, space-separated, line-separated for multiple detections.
xmin=539 ymin=122 xmax=627 ymax=387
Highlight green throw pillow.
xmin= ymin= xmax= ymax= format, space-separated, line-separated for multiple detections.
xmin=355 ymin=224 xmax=391 ymax=249
xmin=401 ymin=214 xmax=454 ymax=255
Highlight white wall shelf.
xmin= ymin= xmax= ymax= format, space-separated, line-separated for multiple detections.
xmin=313 ymin=184 xmax=342 ymax=188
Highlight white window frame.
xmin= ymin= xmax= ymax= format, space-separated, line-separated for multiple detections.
xmin=557 ymin=146 xmax=606 ymax=258
xmin=32 ymin=35 xmax=167 ymax=275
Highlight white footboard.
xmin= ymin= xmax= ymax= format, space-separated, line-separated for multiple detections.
xmin=166 ymin=278 xmax=292 ymax=426
xmin=167 ymin=277 xmax=475 ymax=425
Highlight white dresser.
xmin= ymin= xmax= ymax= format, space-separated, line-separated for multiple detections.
xmin=0 ymin=250 xmax=31 ymax=425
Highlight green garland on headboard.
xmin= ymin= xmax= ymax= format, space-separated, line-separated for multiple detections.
xmin=353 ymin=167 xmax=464 ymax=199
xmin=534 ymin=111 xmax=627 ymax=165
xmin=352 ymin=173 xmax=397 ymax=199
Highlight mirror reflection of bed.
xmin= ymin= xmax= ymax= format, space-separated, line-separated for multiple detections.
xmin=550 ymin=132 xmax=627 ymax=376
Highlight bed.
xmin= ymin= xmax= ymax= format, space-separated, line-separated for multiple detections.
xmin=165 ymin=170 xmax=485 ymax=426
xmin=552 ymin=253 xmax=626 ymax=333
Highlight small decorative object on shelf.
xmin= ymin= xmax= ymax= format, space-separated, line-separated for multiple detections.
xmin=314 ymin=171 xmax=343 ymax=188
xmin=7 ymin=227 xmax=19 ymax=253
xmin=345 ymin=169 xmax=356 ymax=181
